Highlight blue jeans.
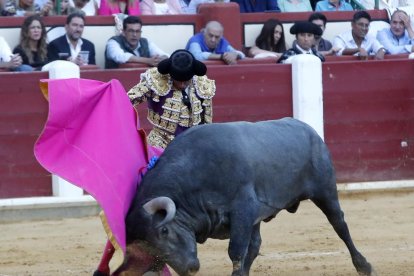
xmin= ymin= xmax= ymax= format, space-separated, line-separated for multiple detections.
xmin=13 ymin=64 xmax=34 ymax=72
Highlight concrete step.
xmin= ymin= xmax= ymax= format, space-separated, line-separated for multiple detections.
xmin=0 ymin=196 xmax=101 ymax=223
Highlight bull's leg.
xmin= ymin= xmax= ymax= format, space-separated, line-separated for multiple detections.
xmin=228 ymin=189 xmax=259 ymax=276
xmin=242 ymin=223 xmax=262 ymax=273
xmin=228 ymin=218 xmax=253 ymax=276
xmin=312 ymin=195 xmax=373 ymax=275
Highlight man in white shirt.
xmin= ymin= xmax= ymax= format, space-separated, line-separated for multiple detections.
xmin=105 ymin=16 xmax=169 ymax=69
xmin=0 ymin=36 xmax=28 ymax=71
xmin=334 ymin=11 xmax=386 ymax=60
xmin=47 ymin=12 xmax=96 ymax=65
xmin=377 ymin=9 xmax=414 ymax=54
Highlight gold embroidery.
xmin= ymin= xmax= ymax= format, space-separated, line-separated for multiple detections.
xmin=127 ymin=82 xmax=150 ymax=105
xmin=194 ymin=76 xmax=216 ymax=99
xmin=143 ymin=67 xmax=172 ymax=96
xmin=147 ymin=129 xmax=174 ymax=149
xmin=134 ymin=70 xmax=215 ymax=146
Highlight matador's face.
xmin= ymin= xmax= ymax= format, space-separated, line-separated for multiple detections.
xmin=172 ymin=79 xmax=191 ymax=91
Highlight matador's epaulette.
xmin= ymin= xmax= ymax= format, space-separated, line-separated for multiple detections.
xmin=194 ymin=75 xmax=215 ymax=100
xmin=142 ymin=67 xmax=172 ymax=96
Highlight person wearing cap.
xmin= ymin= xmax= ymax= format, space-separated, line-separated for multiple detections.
xmin=277 ymin=21 xmax=325 ymax=64
xmin=333 ymin=11 xmax=386 ymax=60
xmin=127 ymin=49 xmax=216 ymax=149
xmin=185 ymin=20 xmax=245 ymax=65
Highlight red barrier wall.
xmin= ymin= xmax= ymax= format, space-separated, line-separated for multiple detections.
xmin=81 ymin=64 xmax=293 ymax=134
xmin=1 ymin=58 xmax=413 ymax=198
xmin=323 ymin=59 xmax=414 ymax=182
xmin=1 ymin=8 xmax=412 ymax=198
xmin=0 ymin=72 xmax=50 ymax=197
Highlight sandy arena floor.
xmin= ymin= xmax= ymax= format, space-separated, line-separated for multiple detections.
xmin=1 ymin=190 xmax=413 ymax=276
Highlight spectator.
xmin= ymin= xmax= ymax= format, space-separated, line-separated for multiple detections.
xmin=178 ymin=0 xmax=190 ymax=12
xmin=185 ymin=20 xmax=245 ymax=64
xmin=315 ymin=0 xmax=353 ymax=11
xmin=15 ymin=0 xmax=53 ymax=16
xmin=47 ymin=12 xmax=96 ymax=66
xmin=99 ymin=0 xmax=140 ymax=15
xmin=70 ymin=0 xmax=99 ymax=15
xmin=0 ymin=36 xmax=31 ymax=71
xmin=50 ymin=0 xmax=78 ymax=15
xmin=230 ymin=0 xmax=280 ymax=12
xmin=140 ymin=0 xmax=182 ymax=14
xmin=333 ymin=11 xmax=386 ymax=60
xmin=307 ymin=12 xmax=339 ymax=56
xmin=377 ymin=9 xmax=414 ymax=54
xmin=357 ymin=0 xmax=399 ymax=10
xmin=1 ymin=0 xmax=17 ymax=15
xmin=34 ymin=0 xmax=53 ymax=10
xmin=13 ymin=15 xmax=48 ymax=71
xmin=278 ymin=21 xmax=325 ymax=63
xmin=278 ymin=0 xmax=312 ymax=12
xmin=187 ymin=0 xmax=230 ymax=14
xmin=248 ymin=18 xmax=286 ymax=60
xmin=105 ymin=16 xmax=169 ymax=69
xmin=310 ymin=0 xmax=319 ymax=10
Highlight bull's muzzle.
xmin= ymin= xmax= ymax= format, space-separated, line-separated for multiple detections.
xmin=174 ymin=259 xmax=200 ymax=276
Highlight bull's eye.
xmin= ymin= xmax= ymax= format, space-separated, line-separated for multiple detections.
xmin=161 ymin=227 xmax=168 ymax=236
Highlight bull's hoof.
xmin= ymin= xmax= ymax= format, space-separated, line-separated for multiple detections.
xmin=358 ymin=266 xmax=378 ymax=276
xmin=353 ymin=253 xmax=374 ymax=276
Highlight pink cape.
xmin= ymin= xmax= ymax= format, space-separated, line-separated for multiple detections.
xmin=34 ymin=78 xmax=162 ymax=255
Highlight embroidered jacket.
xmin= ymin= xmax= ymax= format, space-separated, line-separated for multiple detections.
xmin=128 ymin=67 xmax=216 ymax=148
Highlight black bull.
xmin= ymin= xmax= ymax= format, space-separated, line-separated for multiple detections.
xmin=124 ymin=118 xmax=373 ymax=276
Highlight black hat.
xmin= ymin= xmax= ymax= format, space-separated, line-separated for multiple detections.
xmin=290 ymin=21 xmax=323 ymax=36
xmin=157 ymin=49 xmax=207 ymax=81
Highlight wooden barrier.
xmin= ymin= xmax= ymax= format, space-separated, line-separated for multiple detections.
xmin=0 ymin=71 xmax=50 ymax=197
xmin=323 ymin=59 xmax=414 ymax=182
xmin=324 ymin=53 xmax=410 ymax=62
xmin=1 ymin=57 xmax=413 ymax=198
xmin=1 ymin=7 xmax=412 ymax=198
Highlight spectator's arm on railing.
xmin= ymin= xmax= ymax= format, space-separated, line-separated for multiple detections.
xmin=106 ymin=39 xmax=134 ymax=64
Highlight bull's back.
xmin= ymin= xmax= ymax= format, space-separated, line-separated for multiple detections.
xmin=158 ymin=118 xmax=334 ymax=208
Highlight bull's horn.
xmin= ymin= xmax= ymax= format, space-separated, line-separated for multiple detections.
xmin=143 ymin=196 xmax=176 ymax=225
